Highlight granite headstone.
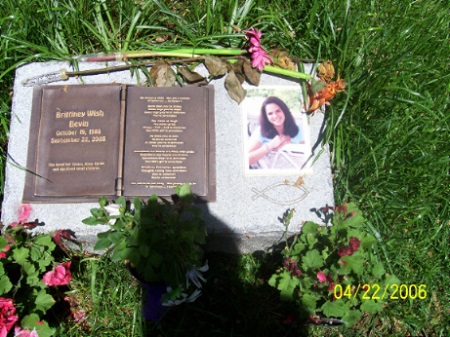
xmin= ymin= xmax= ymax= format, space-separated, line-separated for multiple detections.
xmin=1 ymin=61 xmax=334 ymax=253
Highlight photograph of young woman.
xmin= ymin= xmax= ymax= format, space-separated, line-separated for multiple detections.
xmin=248 ymin=96 xmax=304 ymax=167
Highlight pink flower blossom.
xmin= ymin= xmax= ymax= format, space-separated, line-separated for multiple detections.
xmin=0 ymin=298 xmax=18 ymax=337
xmin=337 ymin=246 xmax=353 ymax=257
xmin=317 ymin=271 xmax=327 ymax=283
xmin=349 ymin=237 xmax=361 ymax=252
xmin=250 ymin=49 xmax=273 ymax=72
xmin=11 ymin=204 xmax=36 ymax=229
xmin=18 ymin=204 xmax=32 ymax=223
xmin=244 ymin=27 xmax=273 ymax=71
xmin=244 ymin=28 xmax=262 ymax=44
xmin=0 ymin=246 xmax=10 ymax=259
xmin=42 ymin=262 xmax=72 ymax=286
xmin=14 ymin=327 xmax=39 ymax=337
xmin=53 ymin=230 xmax=76 ymax=252
xmin=317 ymin=272 xmax=335 ymax=291
xmin=338 ymin=237 xmax=361 ymax=257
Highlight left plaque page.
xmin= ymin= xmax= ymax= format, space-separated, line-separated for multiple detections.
xmin=24 ymin=84 xmax=123 ymax=202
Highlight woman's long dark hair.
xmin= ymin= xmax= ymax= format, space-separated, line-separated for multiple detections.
xmin=260 ymin=96 xmax=299 ymax=139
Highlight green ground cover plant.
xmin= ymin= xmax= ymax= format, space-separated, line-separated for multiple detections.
xmin=1 ymin=0 xmax=449 ymax=336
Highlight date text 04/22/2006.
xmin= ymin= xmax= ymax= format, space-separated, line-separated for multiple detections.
xmin=333 ymin=284 xmax=427 ymax=300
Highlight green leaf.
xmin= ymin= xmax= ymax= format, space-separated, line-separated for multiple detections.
xmin=94 ymin=237 xmax=112 ymax=251
xmin=342 ymin=309 xmax=362 ymax=327
xmin=383 ymin=274 xmax=401 ymax=286
xmin=341 ymin=210 xmax=364 ymax=228
xmin=35 ymin=290 xmax=55 ymax=313
xmin=121 ymin=247 xmax=141 ymax=266
xmin=321 ymin=300 xmax=347 ymax=317
xmin=23 ymin=262 xmax=40 ymax=287
xmin=99 ymin=197 xmax=108 ymax=207
xmin=305 ymin=233 xmax=318 ymax=247
xmin=110 ymin=249 xmax=123 ymax=262
xmin=0 ymin=265 xmax=12 ymax=295
xmin=301 ymin=249 xmax=324 ymax=271
xmin=13 ymin=247 xmax=30 ymax=265
xmin=361 ymin=234 xmax=377 ymax=249
xmin=360 ymin=299 xmax=383 ymax=314
xmin=21 ymin=314 xmax=55 ymax=337
xmin=176 ymin=183 xmax=192 ymax=200
xmin=372 ymin=262 xmax=386 ymax=277
xmin=38 ymin=256 xmax=53 ymax=270
xmin=290 ymin=241 xmax=306 ymax=255
xmin=108 ymin=231 xmax=125 ymax=245
xmin=0 ymin=275 xmax=13 ymax=295
xmin=133 ymin=198 xmax=141 ymax=219
xmin=34 ymin=235 xmax=56 ymax=250
xmin=341 ymin=253 xmax=365 ymax=276
xmin=268 ymin=274 xmax=278 ymax=288
xmin=271 ymin=270 xmax=300 ymax=300
xmin=82 ymin=216 xmax=104 ymax=225
xmin=301 ymin=221 xmax=319 ymax=235
xmin=301 ymin=293 xmax=319 ymax=313
xmin=0 ymin=236 xmax=8 ymax=249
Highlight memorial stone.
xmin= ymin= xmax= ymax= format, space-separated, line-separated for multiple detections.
xmin=2 ymin=61 xmax=334 ymax=253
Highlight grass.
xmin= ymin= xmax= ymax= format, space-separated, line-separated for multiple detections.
xmin=1 ymin=0 xmax=449 ymax=336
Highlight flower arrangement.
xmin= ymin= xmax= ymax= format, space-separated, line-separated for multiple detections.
xmin=0 ymin=205 xmax=75 ymax=337
xmin=269 ymin=203 xmax=400 ymax=327
xmin=24 ymin=28 xmax=346 ymax=111
xmin=82 ymin=183 xmax=208 ymax=308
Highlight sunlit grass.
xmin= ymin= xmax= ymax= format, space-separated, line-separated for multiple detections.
xmin=1 ymin=0 xmax=449 ymax=335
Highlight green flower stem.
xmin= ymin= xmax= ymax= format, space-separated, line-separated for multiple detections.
xmin=81 ymin=48 xmax=245 ymax=62
xmin=263 ymin=65 xmax=312 ymax=80
xmin=148 ymin=48 xmax=245 ymax=56
xmin=227 ymin=59 xmax=312 ymax=81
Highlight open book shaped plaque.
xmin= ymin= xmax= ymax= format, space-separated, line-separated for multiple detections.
xmin=23 ymin=84 xmax=216 ymax=203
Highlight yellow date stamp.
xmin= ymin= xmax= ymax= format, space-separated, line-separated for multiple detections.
xmin=334 ymin=284 xmax=427 ymax=300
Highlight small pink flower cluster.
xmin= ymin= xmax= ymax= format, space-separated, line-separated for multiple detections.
xmin=0 ymin=246 xmax=10 ymax=259
xmin=10 ymin=204 xmax=37 ymax=229
xmin=244 ymin=28 xmax=273 ymax=71
xmin=42 ymin=262 xmax=72 ymax=287
xmin=282 ymin=257 xmax=302 ymax=277
xmin=338 ymin=237 xmax=361 ymax=257
xmin=317 ymin=271 xmax=335 ymax=291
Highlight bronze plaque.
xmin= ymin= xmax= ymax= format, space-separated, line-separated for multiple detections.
xmin=123 ymin=86 xmax=214 ymax=198
xmin=23 ymin=84 xmax=216 ymax=202
xmin=24 ymin=85 xmax=122 ymax=201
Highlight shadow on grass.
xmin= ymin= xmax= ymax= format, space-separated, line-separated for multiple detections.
xmin=141 ymin=205 xmax=317 ymax=337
